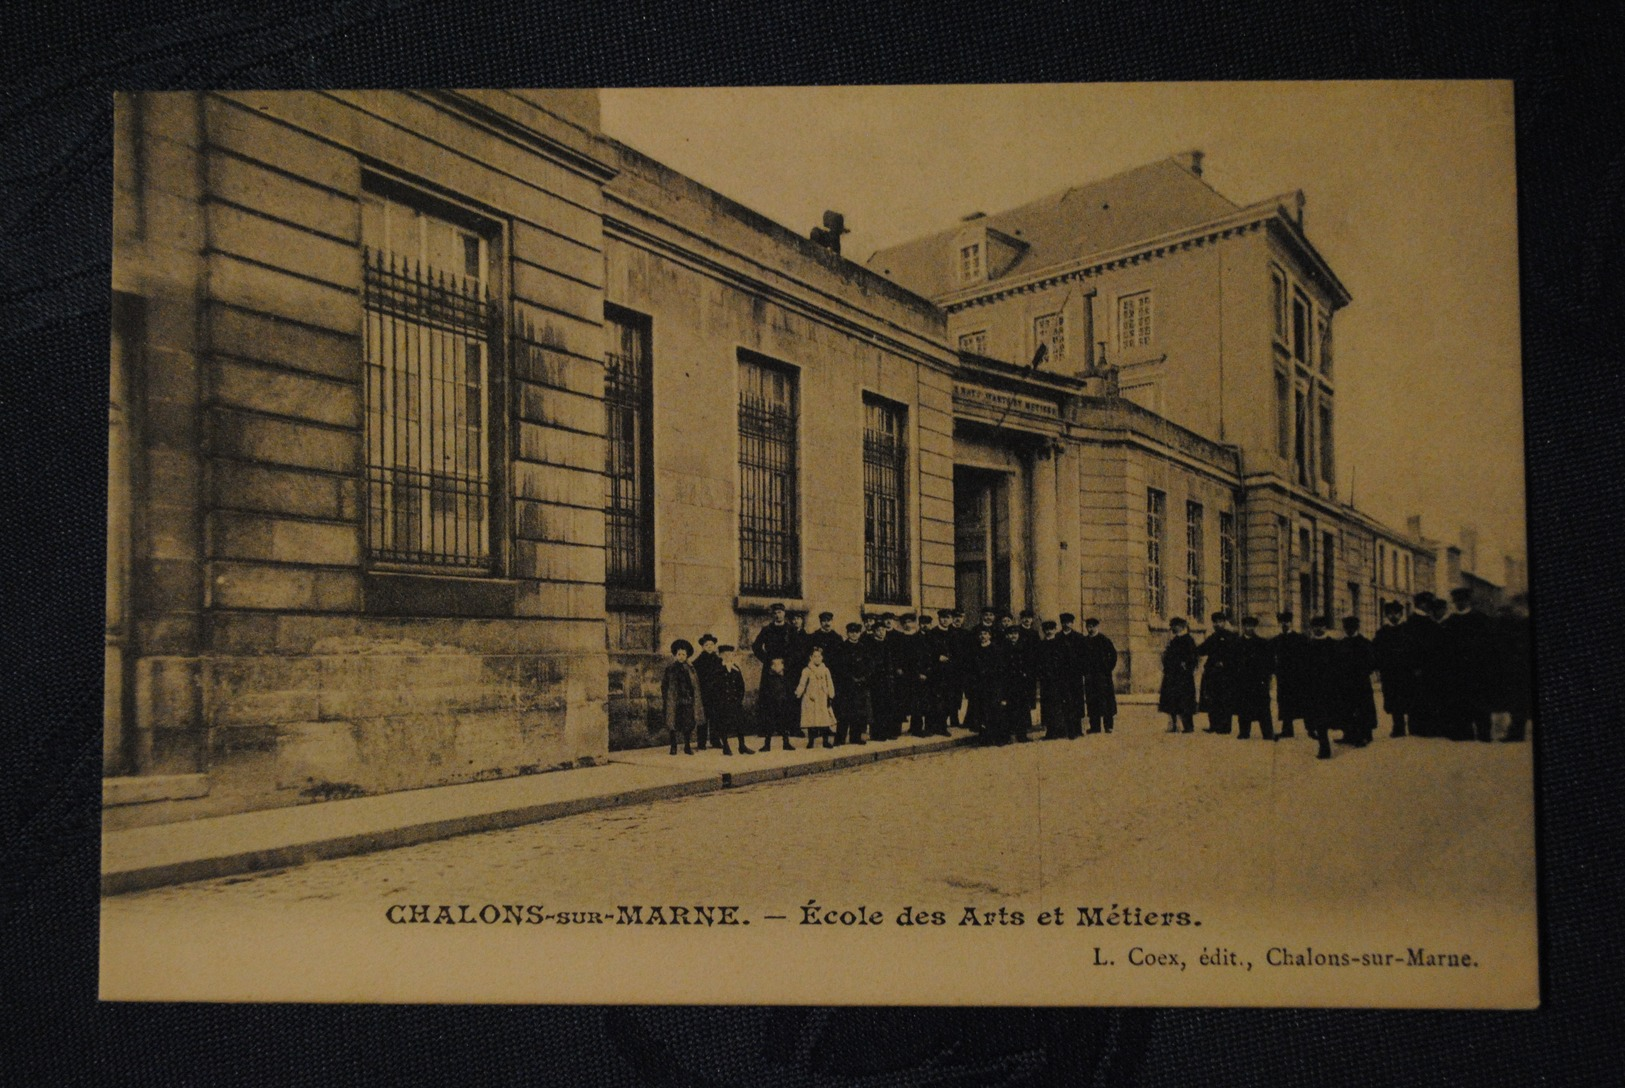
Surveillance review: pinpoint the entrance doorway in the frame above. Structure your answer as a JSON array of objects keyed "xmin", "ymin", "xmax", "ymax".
[{"xmin": 954, "ymin": 467, "xmax": 1012, "ymax": 616}]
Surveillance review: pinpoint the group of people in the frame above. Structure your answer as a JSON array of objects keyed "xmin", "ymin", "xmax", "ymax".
[
  {"xmin": 1157, "ymin": 587, "xmax": 1533, "ymax": 760},
  {"xmin": 658, "ymin": 603, "xmax": 1122, "ymax": 755},
  {"xmin": 659, "ymin": 588, "xmax": 1533, "ymax": 763}
]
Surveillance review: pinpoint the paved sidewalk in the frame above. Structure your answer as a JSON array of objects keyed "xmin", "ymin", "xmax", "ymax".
[{"xmin": 101, "ymin": 732, "xmax": 973, "ymax": 895}]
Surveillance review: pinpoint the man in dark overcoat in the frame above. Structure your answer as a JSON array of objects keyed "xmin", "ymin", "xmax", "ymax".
[
  {"xmin": 865, "ymin": 614, "xmax": 898, "ymax": 740},
  {"xmin": 1269, "ymin": 611, "xmax": 1311, "ymax": 740},
  {"xmin": 965, "ymin": 627, "xmax": 1004, "ymax": 742},
  {"xmin": 1442, "ymin": 587, "xmax": 1497, "ymax": 742},
  {"xmin": 999, "ymin": 625, "xmax": 1035, "ymax": 743},
  {"xmin": 1055, "ymin": 614, "xmax": 1088, "ymax": 739},
  {"xmin": 1081, "ymin": 617, "xmax": 1119, "ymax": 734},
  {"xmin": 807, "ymin": 611, "xmax": 845, "ymax": 669},
  {"xmin": 1234, "ymin": 617, "xmax": 1276, "ymax": 740},
  {"xmin": 751, "ymin": 602, "xmax": 794, "ymax": 692},
  {"xmin": 1035, "ymin": 621, "xmax": 1071, "ymax": 739},
  {"xmin": 1335, "ymin": 615, "xmax": 1378, "ymax": 746},
  {"xmin": 1404, "ymin": 593, "xmax": 1445, "ymax": 737},
  {"xmin": 1303, "ymin": 616, "xmax": 1338, "ymax": 759},
  {"xmin": 828, "ymin": 622, "xmax": 874, "ymax": 746},
  {"xmin": 1372, "ymin": 600, "xmax": 1414, "ymax": 738},
  {"xmin": 1196, "ymin": 611, "xmax": 1240, "ymax": 735}
]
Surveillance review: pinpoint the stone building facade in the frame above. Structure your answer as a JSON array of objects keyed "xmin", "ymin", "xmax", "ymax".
[{"xmin": 107, "ymin": 91, "xmax": 1434, "ymax": 816}]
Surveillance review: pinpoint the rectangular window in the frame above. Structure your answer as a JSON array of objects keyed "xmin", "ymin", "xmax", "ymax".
[
  {"xmin": 1185, "ymin": 500, "xmax": 1205, "ymax": 617},
  {"xmin": 1275, "ymin": 370, "xmax": 1291, "ymax": 459},
  {"xmin": 1277, "ymin": 514, "xmax": 1291, "ymax": 612},
  {"xmin": 1319, "ymin": 401, "xmax": 1335, "ymax": 484},
  {"xmin": 1034, "ymin": 311, "xmax": 1067, "ymax": 361},
  {"xmin": 1292, "ymin": 293, "xmax": 1309, "ymax": 364},
  {"xmin": 958, "ymin": 330, "xmax": 987, "ymax": 354},
  {"xmin": 1219, "ymin": 510, "xmax": 1236, "ymax": 616},
  {"xmin": 1349, "ymin": 581, "xmax": 1361, "ymax": 622},
  {"xmin": 1322, "ymin": 530, "xmax": 1336, "ymax": 622},
  {"xmin": 862, "ymin": 396, "xmax": 909, "ymax": 604},
  {"xmin": 1119, "ymin": 291, "xmax": 1153, "ymax": 352},
  {"xmin": 1271, "ymin": 267, "xmax": 1289, "ymax": 342},
  {"xmin": 1318, "ymin": 312, "xmax": 1333, "ymax": 377},
  {"xmin": 1147, "ymin": 488, "xmax": 1166, "ymax": 618},
  {"xmin": 1294, "ymin": 385, "xmax": 1309, "ymax": 485},
  {"xmin": 738, "ymin": 353, "xmax": 800, "ymax": 596},
  {"xmin": 959, "ymin": 242, "xmax": 983, "ymax": 282},
  {"xmin": 604, "ymin": 307, "xmax": 655, "ymax": 589},
  {"xmin": 361, "ymin": 186, "xmax": 494, "ymax": 571}
]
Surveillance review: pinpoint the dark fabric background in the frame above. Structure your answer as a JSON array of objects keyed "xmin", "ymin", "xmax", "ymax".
[{"xmin": 2, "ymin": 2, "xmax": 1620, "ymax": 1084}]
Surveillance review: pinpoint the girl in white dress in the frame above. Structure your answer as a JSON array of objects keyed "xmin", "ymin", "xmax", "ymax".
[{"xmin": 795, "ymin": 645, "xmax": 838, "ymax": 749}]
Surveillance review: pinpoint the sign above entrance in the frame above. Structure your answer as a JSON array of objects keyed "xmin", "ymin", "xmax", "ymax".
[{"xmin": 953, "ymin": 382, "xmax": 1060, "ymax": 420}]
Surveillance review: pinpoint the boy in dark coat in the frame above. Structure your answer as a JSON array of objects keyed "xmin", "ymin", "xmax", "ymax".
[
  {"xmin": 691, "ymin": 634, "xmax": 733, "ymax": 754},
  {"xmin": 829, "ymin": 623, "xmax": 874, "ymax": 746},
  {"xmin": 1159, "ymin": 618, "xmax": 1198, "ymax": 733},
  {"xmin": 1081, "ymin": 617, "xmax": 1119, "ymax": 734},
  {"xmin": 714, "ymin": 645, "xmax": 754, "ymax": 754},
  {"xmin": 661, "ymin": 639, "xmax": 705, "ymax": 756},
  {"xmin": 966, "ymin": 628, "xmax": 1004, "ymax": 741}
]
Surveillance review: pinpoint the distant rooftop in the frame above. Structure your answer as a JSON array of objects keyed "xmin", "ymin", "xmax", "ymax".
[{"xmin": 866, "ymin": 156, "xmax": 1239, "ymax": 300}]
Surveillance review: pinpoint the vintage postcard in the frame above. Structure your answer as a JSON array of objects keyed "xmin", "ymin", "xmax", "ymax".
[{"xmin": 100, "ymin": 82, "xmax": 1533, "ymax": 1006}]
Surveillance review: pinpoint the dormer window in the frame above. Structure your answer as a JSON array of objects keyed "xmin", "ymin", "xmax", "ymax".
[{"xmin": 959, "ymin": 242, "xmax": 984, "ymax": 283}]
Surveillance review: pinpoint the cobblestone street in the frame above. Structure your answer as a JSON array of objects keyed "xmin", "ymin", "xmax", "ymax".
[{"xmin": 106, "ymin": 705, "xmax": 1533, "ymax": 922}]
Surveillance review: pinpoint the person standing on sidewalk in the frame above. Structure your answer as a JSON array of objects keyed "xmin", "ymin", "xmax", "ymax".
[
  {"xmin": 1335, "ymin": 615, "xmax": 1378, "ymax": 747},
  {"xmin": 715, "ymin": 645, "xmax": 754, "ymax": 754},
  {"xmin": 1304, "ymin": 616, "xmax": 1338, "ymax": 759},
  {"xmin": 829, "ymin": 622, "xmax": 874, "ymax": 746},
  {"xmin": 925, "ymin": 609, "xmax": 957, "ymax": 736},
  {"xmin": 661, "ymin": 639, "xmax": 706, "ymax": 756},
  {"xmin": 1270, "ymin": 611, "xmax": 1311, "ymax": 740},
  {"xmin": 691, "ymin": 634, "xmax": 733, "ymax": 754},
  {"xmin": 1159, "ymin": 618, "xmax": 1198, "ymax": 733},
  {"xmin": 1000, "ymin": 625, "xmax": 1035, "ymax": 744},
  {"xmin": 795, "ymin": 645, "xmax": 838, "ymax": 749},
  {"xmin": 756, "ymin": 657, "xmax": 797, "ymax": 752},
  {"xmin": 966, "ymin": 627, "xmax": 1004, "ymax": 741},
  {"xmin": 1036, "ymin": 621, "xmax": 1070, "ymax": 739},
  {"xmin": 1196, "ymin": 611, "xmax": 1240, "ymax": 735},
  {"xmin": 1442, "ymin": 586, "xmax": 1497, "ymax": 743},
  {"xmin": 1055, "ymin": 614, "xmax": 1088, "ymax": 739},
  {"xmin": 1372, "ymin": 601, "xmax": 1414, "ymax": 738},
  {"xmin": 1081, "ymin": 617, "xmax": 1119, "ymax": 735},
  {"xmin": 1234, "ymin": 616, "xmax": 1276, "ymax": 741}
]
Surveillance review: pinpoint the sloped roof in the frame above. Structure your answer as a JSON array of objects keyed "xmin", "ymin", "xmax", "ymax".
[{"xmin": 866, "ymin": 157, "xmax": 1240, "ymax": 300}]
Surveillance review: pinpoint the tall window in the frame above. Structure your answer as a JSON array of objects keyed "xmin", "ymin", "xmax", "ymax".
[
  {"xmin": 1147, "ymin": 488, "xmax": 1166, "ymax": 617},
  {"xmin": 1291, "ymin": 293, "xmax": 1310, "ymax": 364},
  {"xmin": 1219, "ymin": 510, "xmax": 1236, "ymax": 616},
  {"xmin": 1119, "ymin": 291, "xmax": 1153, "ymax": 351},
  {"xmin": 1318, "ymin": 402, "xmax": 1335, "ymax": 484},
  {"xmin": 1034, "ymin": 311, "xmax": 1066, "ymax": 362},
  {"xmin": 738, "ymin": 353, "xmax": 799, "ymax": 596},
  {"xmin": 958, "ymin": 330, "xmax": 987, "ymax": 354},
  {"xmin": 1321, "ymin": 530, "xmax": 1336, "ymax": 622},
  {"xmin": 863, "ymin": 396, "xmax": 909, "ymax": 604},
  {"xmin": 1185, "ymin": 500, "xmax": 1205, "ymax": 617},
  {"xmin": 1293, "ymin": 385, "xmax": 1310, "ymax": 485},
  {"xmin": 604, "ymin": 307, "xmax": 654, "ymax": 589},
  {"xmin": 959, "ymin": 243, "xmax": 983, "ymax": 282},
  {"xmin": 1318, "ymin": 312, "xmax": 1333, "ymax": 377},
  {"xmin": 1276, "ymin": 514, "xmax": 1291, "ymax": 612},
  {"xmin": 1275, "ymin": 371, "xmax": 1291, "ymax": 459},
  {"xmin": 361, "ymin": 185, "xmax": 494, "ymax": 570},
  {"xmin": 1271, "ymin": 267, "xmax": 1289, "ymax": 342}
]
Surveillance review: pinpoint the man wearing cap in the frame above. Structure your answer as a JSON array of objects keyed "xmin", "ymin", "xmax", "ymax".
[
  {"xmin": 751, "ymin": 603, "xmax": 795, "ymax": 713},
  {"xmin": 808, "ymin": 611, "xmax": 844, "ymax": 669},
  {"xmin": 949, "ymin": 609, "xmax": 977, "ymax": 730},
  {"xmin": 1081, "ymin": 618, "xmax": 1119, "ymax": 735},
  {"xmin": 893, "ymin": 613, "xmax": 931, "ymax": 737},
  {"xmin": 828, "ymin": 622, "xmax": 874, "ymax": 746},
  {"xmin": 1270, "ymin": 611, "xmax": 1311, "ymax": 741},
  {"xmin": 866, "ymin": 613, "xmax": 897, "ymax": 740},
  {"xmin": 1372, "ymin": 600, "xmax": 1414, "ymax": 738},
  {"xmin": 692, "ymin": 634, "xmax": 734, "ymax": 754},
  {"xmin": 1404, "ymin": 593, "xmax": 1444, "ymax": 737},
  {"xmin": 1234, "ymin": 617, "xmax": 1276, "ymax": 740},
  {"xmin": 1055, "ymin": 614, "xmax": 1088, "ymax": 739},
  {"xmin": 1036, "ymin": 621, "xmax": 1070, "ymax": 739},
  {"xmin": 1335, "ymin": 615, "xmax": 1378, "ymax": 746},
  {"xmin": 1196, "ymin": 611, "xmax": 1240, "ymax": 735},
  {"xmin": 1442, "ymin": 586, "xmax": 1497, "ymax": 742},
  {"xmin": 1000, "ymin": 625, "xmax": 1035, "ymax": 743},
  {"xmin": 1303, "ymin": 616, "xmax": 1338, "ymax": 759},
  {"xmin": 923, "ymin": 610, "xmax": 957, "ymax": 736}
]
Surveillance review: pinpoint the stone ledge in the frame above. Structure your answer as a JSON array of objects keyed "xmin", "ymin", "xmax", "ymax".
[{"xmin": 103, "ymin": 774, "xmax": 211, "ymax": 808}]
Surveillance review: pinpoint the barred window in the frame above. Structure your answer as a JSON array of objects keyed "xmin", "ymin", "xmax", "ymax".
[
  {"xmin": 1185, "ymin": 500, "xmax": 1205, "ymax": 617},
  {"xmin": 863, "ymin": 396, "xmax": 909, "ymax": 604},
  {"xmin": 1034, "ymin": 311, "xmax": 1066, "ymax": 361},
  {"xmin": 738, "ymin": 353, "xmax": 799, "ymax": 596},
  {"xmin": 1219, "ymin": 510, "xmax": 1236, "ymax": 616},
  {"xmin": 1119, "ymin": 291, "xmax": 1152, "ymax": 352},
  {"xmin": 1147, "ymin": 488, "xmax": 1166, "ymax": 617},
  {"xmin": 958, "ymin": 330, "xmax": 987, "ymax": 354},
  {"xmin": 361, "ymin": 188, "xmax": 495, "ymax": 571},
  {"xmin": 604, "ymin": 307, "xmax": 654, "ymax": 589}
]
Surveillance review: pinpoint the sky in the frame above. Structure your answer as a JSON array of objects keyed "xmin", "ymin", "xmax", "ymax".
[{"xmin": 600, "ymin": 83, "xmax": 1525, "ymax": 573}]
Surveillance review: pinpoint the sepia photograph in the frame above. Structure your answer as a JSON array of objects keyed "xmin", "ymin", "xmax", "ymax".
[{"xmin": 98, "ymin": 82, "xmax": 1533, "ymax": 1006}]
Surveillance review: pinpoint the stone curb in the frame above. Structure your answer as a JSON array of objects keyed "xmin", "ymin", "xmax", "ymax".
[{"xmin": 102, "ymin": 734, "xmax": 975, "ymax": 896}]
